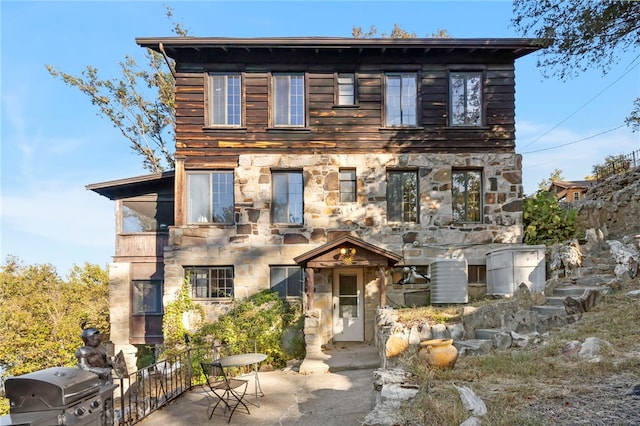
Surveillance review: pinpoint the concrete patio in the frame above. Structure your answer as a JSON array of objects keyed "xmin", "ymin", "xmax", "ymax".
[{"xmin": 137, "ymin": 342, "xmax": 381, "ymax": 425}]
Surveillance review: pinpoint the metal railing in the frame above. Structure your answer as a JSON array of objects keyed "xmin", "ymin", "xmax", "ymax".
[
  {"xmin": 114, "ymin": 346, "xmax": 198, "ymax": 426},
  {"xmin": 595, "ymin": 149, "xmax": 640, "ymax": 181},
  {"xmin": 111, "ymin": 340, "xmax": 263, "ymax": 425}
]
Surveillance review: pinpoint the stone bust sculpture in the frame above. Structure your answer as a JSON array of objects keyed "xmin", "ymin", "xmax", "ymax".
[{"xmin": 75, "ymin": 327, "xmax": 113, "ymax": 383}]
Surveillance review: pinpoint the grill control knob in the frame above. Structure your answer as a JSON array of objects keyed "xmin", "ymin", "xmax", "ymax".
[
  {"xmin": 90, "ymin": 400, "xmax": 101, "ymax": 409},
  {"xmin": 74, "ymin": 407, "xmax": 86, "ymax": 416}
]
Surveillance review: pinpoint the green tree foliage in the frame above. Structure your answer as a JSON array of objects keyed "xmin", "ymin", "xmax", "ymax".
[
  {"xmin": 523, "ymin": 191, "xmax": 580, "ymax": 245},
  {"xmin": 352, "ymin": 24, "xmax": 451, "ymax": 39},
  {"xmin": 512, "ymin": 0, "xmax": 640, "ymax": 131},
  {"xmin": 45, "ymin": 6, "xmax": 187, "ymax": 173},
  {"xmin": 0, "ymin": 258, "xmax": 109, "ymax": 415},
  {"xmin": 538, "ymin": 168, "xmax": 565, "ymax": 192}
]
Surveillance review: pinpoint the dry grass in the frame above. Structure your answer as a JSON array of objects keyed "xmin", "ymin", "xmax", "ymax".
[{"xmin": 398, "ymin": 279, "xmax": 640, "ymax": 425}]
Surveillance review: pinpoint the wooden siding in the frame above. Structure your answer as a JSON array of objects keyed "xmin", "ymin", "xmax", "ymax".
[
  {"xmin": 174, "ymin": 63, "xmax": 517, "ymax": 159},
  {"xmin": 114, "ymin": 233, "xmax": 169, "ymax": 260}
]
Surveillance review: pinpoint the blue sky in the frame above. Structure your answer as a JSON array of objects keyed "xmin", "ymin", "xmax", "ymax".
[{"xmin": 1, "ymin": 1, "xmax": 639, "ymax": 276}]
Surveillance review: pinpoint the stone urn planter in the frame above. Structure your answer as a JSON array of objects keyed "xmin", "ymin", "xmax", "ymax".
[{"xmin": 418, "ymin": 338, "xmax": 458, "ymax": 369}]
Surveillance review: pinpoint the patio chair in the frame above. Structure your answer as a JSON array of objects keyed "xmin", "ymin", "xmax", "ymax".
[{"xmin": 200, "ymin": 361, "xmax": 250, "ymax": 423}]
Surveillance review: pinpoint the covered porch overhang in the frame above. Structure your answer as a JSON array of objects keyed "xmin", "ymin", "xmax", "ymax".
[{"xmin": 293, "ymin": 235, "xmax": 402, "ymax": 310}]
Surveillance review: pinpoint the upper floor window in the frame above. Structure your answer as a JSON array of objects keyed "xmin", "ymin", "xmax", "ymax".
[
  {"xmin": 450, "ymin": 72, "xmax": 482, "ymax": 126},
  {"xmin": 339, "ymin": 168, "xmax": 356, "ymax": 203},
  {"xmin": 121, "ymin": 197, "xmax": 173, "ymax": 233},
  {"xmin": 387, "ymin": 170, "xmax": 418, "ymax": 222},
  {"xmin": 270, "ymin": 266, "xmax": 303, "ymax": 299},
  {"xmin": 209, "ymin": 73, "xmax": 242, "ymax": 126},
  {"xmin": 273, "ymin": 74, "xmax": 305, "ymax": 127},
  {"xmin": 272, "ymin": 171, "xmax": 303, "ymax": 224},
  {"xmin": 385, "ymin": 73, "xmax": 417, "ymax": 127},
  {"xmin": 132, "ymin": 280, "xmax": 163, "ymax": 315},
  {"xmin": 187, "ymin": 171, "xmax": 234, "ymax": 224},
  {"xmin": 336, "ymin": 73, "xmax": 356, "ymax": 106},
  {"xmin": 452, "ymin": 169, "xmax": 482, "ymax": 223},
  {"xmin": 573, "ymin": 191, "xmax": 581, "ymax": 201},
  {"xmin": 186, "ymin": 266, "xmax": 234, "ymax": 300}
]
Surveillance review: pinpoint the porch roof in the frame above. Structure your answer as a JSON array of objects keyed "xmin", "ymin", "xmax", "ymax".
[{"xmin": 294, "ymin": 235, "xmax": 402, "ymax": 268}]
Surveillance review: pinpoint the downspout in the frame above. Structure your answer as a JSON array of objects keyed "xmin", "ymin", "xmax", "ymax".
[{"xmin": 158, "ymin": 42, "xmax": 176, "ymax": 77}]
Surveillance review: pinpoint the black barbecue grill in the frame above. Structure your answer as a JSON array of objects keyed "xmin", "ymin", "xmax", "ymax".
[{"xmin": 0, "ymin": 367, "xmax": 117, "ymax": 426}]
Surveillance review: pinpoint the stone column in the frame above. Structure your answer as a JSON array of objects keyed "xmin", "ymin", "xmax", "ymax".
[
  {"xmin": 305, "ymin": 267, "xmax": 315, "ymax": 311},
  {"xmin": 379, "ymin": 267, "xmax": 386, "ymax": 308}
]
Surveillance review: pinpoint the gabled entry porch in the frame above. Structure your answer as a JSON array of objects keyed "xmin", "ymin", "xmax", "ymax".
[{"xmin": 294, "ymin": 235, "xmax": 401, "ymax": 373}]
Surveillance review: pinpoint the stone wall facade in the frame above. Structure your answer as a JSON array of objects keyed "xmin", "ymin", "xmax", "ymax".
[
  {"xmin": 577, "ymin": 168, "xmax": 640, "ymax": 239},
  {"xmin": 164, "ymin": 151, "xmax": 524, "ymax": 336}
]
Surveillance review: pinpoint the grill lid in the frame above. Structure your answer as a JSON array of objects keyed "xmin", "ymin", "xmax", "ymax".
[{"xmin": 5, "ymin": 367, "xmax": 102, "ymax": 412}]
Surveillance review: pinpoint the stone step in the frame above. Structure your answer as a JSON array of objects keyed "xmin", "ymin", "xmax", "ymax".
[
  {"xmin": 574, "ymin": 274, "xmax": 617, "ymax": 287},
  {"xmin": 552, "ymin": 286, "xmax": 589, "ymax": 296},
  {"xmin": 545, "ymin": 296, "xmax": 567, "ymax": 306},
  {"xmin": 474, "ymin": 328, "xmax": 503, "ymax": 340},
  {"xmin": 453, "ymin": 339, "xmax": 493, "ymax": 357},
  {"xmin": 531, "ymin": 305, "xmax": 566, "ymax": 317}
]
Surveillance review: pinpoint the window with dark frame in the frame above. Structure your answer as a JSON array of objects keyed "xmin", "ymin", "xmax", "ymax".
[
  {"xmin": 337, "ymin": 73, "xmax": 355, "ymax": 106},
  {"xmin": 187, "ymin": 171, "xmax": 234, "ymax": 224},
  {"xmin": 209, "ymin": 73, "xmax": 242, "ymax": 126},
  {"xmin": 339, "ymin": 168, "xmax": 356, "ymax": 202},
  {"xmin": 467, "ymin": 265, "xmax": 486, "ymax": 284},
  {"xmin": 132, "ymin": 280, "xmax": 163, "ymax": 315},
  {"xmin": 385, "ymin": 73, "xmax": 417, "ymax": 126},
  {"xmin": 450, "ymin": 72, "xmax": 482, "ymax": 126},
  {"xmin": 270, "ymin": 266, "xmax": 303, "ymax": 298},
  {"xmin": 121, "ymin": 198, "xmax": 174, "ymax": 233},
  {"xmin": 452, "ymin": 169, "xmax": 482, "ymax": 223},
  {"xmin": 273, "ymin": 73, "xmax": 305, "ymax": 126},
  {"xmin": 185, "ymin": 266, "xmax": 234, "ymax": 300},
  {"xmin": 387, "ymin": 170, "xmax": 418, "ymax": 223},
  {"xmin": 272, "ymin": 171, "xmax": 303, "ymax": 224}
]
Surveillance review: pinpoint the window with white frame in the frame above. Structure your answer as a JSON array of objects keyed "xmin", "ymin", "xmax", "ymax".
[
  {"xmin": 209, "ymin": 73, "xmax": 242, "ymax": 126},
  {"xmin": 450, "ymin": 72, "xmax": 482, "ymax": 126},
  {"xmin": 187, "ymin": 171, "xmax": 234, "ymax": 224},
  {"xmin": 337, "ymin": 73, "xmax": 355, "ymax": 106},
  {"xmin": 132, "ymin": 280, "xmax": 163, "ymax": 315},
  {"xmin": 573, "ymin": 191, "xmax": 581, "ymax": 201},
  {"xmin": 387, "ymin": 170, "xmax": 418, "ymax": 222},
  {"xmin": 385, "ymin": 73, "xmax": 417, "ymax": 126},
  {"xmin": 272, "ymin": 171, "xmax": 303, "ymax": 224},
  {"xmin": 270, "ymin": 266, "xmax": 303, "ymax": 298},
  {"xmin": 452, "ymin": 169, "xmax": 482, "ymax": 223},
  {"xmin": 273, "ymin": 74, "xmax": 305, "ymax": 126},
  {"xmin": 339, "ymin": 168, "xmax": 356, "ymax": 202},
  {"xmin": 186, "ymin": 266, "xmax": 234, "ymax": 299}
]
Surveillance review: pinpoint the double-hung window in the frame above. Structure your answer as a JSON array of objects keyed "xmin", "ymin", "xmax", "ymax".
[
  {"xmin": 270, "ymin": 266, "xmax": 303, "ymax": 298},
  {"xmin": 209, "ymin": 73, "xmax": 242, "ymax": 126},
  {"xmin": 336, "ymin": 73, "xmax": 355, "ymax": 106},
  {"xmin": 452, "ymin": 170, "xmax": 482, "ymax": 223},
  {"xmin": 339, "ymin": 168, "xmax": 356, "ymax": 203},
  {"xmin": 387, "ymin": 170, "xmax": 418, "ymax": 222},
  {"xmin": 385, "ymin": 73, "xmax": 417, "ymax": 126},
  {"xmin": 187, "ymin": 171, "xmax": 234, "ymax": 224},
  {"xmin": 273, "ymin": 74, "xmax": 305, "ymax": 126},
  {"xmin": 272, "ymin": 171, "xmax": 303, "ymax": 224},
  {"xmin": 450, "ymin": 72, "xmax": 482, "ymax": 126},
  {"xmin": 186, "ymin": 266, "xmax": 234, "ymax": 300}
]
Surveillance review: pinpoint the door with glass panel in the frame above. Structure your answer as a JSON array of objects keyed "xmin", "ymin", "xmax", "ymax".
[{"xmin": 332, "ymin": 268, "xmax": 364, "ymax": 341}]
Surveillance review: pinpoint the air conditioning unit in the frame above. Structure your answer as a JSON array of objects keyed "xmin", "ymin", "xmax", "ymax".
[{"xmin": 430, "ymin": 259, "xmax": 468, "ymax": 304}]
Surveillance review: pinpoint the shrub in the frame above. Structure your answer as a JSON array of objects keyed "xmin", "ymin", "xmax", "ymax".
[{"xmin": 523, "ymin": 190, "xmax": 580, "ymax": 245}]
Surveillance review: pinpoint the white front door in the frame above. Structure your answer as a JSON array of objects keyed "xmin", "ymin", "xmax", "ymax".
[{"xmin": 332, "ymin": 268, "xmax": 364, "ymax": 341}]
